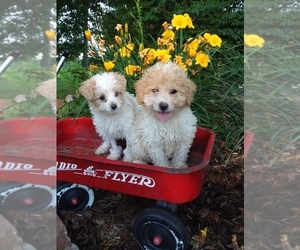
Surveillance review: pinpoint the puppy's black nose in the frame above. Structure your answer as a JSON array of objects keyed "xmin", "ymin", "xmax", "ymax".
[
  {"xmin": 159, "ymin": 102, "xmax": 168, "ymax": 112},
  {"xmin": 111, "ymin": 104, "xmax": 117, "ymax": 110}
]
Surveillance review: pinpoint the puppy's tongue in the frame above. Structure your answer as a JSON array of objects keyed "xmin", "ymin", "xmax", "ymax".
[{"xmin": 157, "ymin": 112, "xmax": 170, "ymax": 122}]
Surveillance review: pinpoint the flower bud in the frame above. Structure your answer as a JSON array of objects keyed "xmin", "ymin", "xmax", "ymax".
[
  {"xmin": 85, "ymin": 30, "xmax": 92, "ymax": 41},
  {"xmin": 139, "ymin": 43, "xmax": 144, "ymax": 52},
  {"xmin": 45, "ymin": 30, "xmax": 56, "ymax": 41},
  {"xmin": 124, "ymin": 23, "xmax": 129, "ymax": 34}
]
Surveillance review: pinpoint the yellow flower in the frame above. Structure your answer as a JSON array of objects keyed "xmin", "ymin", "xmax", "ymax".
[
  {"xmin": 139, "ymin": 48, "xmax": 157, "ymax": 65},
  {"xmin": 184, "ymin": 13, "xmax": 194, "ymax": 29},
  {"xmin": 174, "ymin": 57, "xmax": 187, "ymax": 71},
  {"xmin": 125, "ymin": 65, "xmax": 135, "ymax": 75},
  {"xmin": 120, "ymin": 43, "xmax": 134, "ymax": 57},
  {"xmin": 185, "ymin": 58, "xmax": 193, "ymax": 67},
  {"xmin": 184, "ymin": 38, "xmax": 199, "ymax": 57},
  {"xmin": 84, "ymin": 30, "xmax": 92, "ymax": 41},
  {"xmin": 115, "ymin": 35, "xmax": 122, "ymax": 45},
  {"xmin": 174, "ymin": 55, "xmax": 183, "ymax": 64},
  {"xmin": 195, "ymin": 52, "xmax": 210, "ymax": 68},
  {"xmin": 161, "ymin": 30, "xmax": 175, "ymax": 41},
  {"xmin": 155, "ymin": 49, "xmax": 171, "ymax": 63},
  {"xmin": 115, "ymin": 24, "xmax": 122, "ymax": 32},
  {"xmin": 162, "ymin": 21, "xmax": 170, "ymax": 30},
  {"xmin": 124, "ymin": 65, "xmax": 142, "ymax": 76},
  {"xmin": 187, "ymin": 38, "xmax": 199, "ymax": 50},
  {"xmin": 203, "ymin": 33, "xmax": 212, "ymax": 42},
  {"xmin": 157, "ymin": 37, "xmax": 169, "ymax": 46},
  {"xmin": 177, "ymin": 61, "xmax": 187, "ymax": 71},
  {"xmin": 198, "ymin": 35, "xmax": 205, "ymax": 43},
  {"xmin": 244, "ymin": 34, "xmax": 265, "ymax": 47},
  {"xmin": 188, "ymin": 48, "xmax": 197, "ymax": 57},
  {"xmin": 45, "ymin": 30, "xmax": 56, "ymax": 41},
  {"xmin": 204, "ymin": 33, "xmax": 222, "ymax": 47},
  {"xmin": 200, "ymin": 227, "xmax": 208, "ymax": 238},
  {"xmin": 166, "ymin": 42, "xmax": 175, "ymax": 51},
  {"xmin": 104, "ymin": 61, "xmax": 115, "ymax": 71},
  {"xmin": 171, "ymin": 14, "xmax": 188, "ymax": 30},
  {"xmin": 209, "ymin": 34, "xmax": 222, "ymax": 47},
  {"xmin": 89, "ymin": 64, "xmax": 99, "ymax": 70},
  {"xmin": 99, "ymin": 39, "xmax": 105, "ymax": 46}
]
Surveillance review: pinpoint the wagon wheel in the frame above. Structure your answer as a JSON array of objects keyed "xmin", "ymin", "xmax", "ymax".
[
  {"xmin": 134, "ymin": 207, "xmax": 189, "ymax": 250},
  {"xmin": 0, "ymin": 182, "xmax": 55, "ymax": 211},
  {"xmin": 57, "ymin": 182, "xmax": 94, "ymax": 211}
]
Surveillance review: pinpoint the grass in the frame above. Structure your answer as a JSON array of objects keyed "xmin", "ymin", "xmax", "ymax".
[
  {"xmin": 191, "ymin": 43, "xmax": 244, "ymax": 162},
  {"xmin": 245, "ymin": 42, "xmax": 300, "ymax": 165}
]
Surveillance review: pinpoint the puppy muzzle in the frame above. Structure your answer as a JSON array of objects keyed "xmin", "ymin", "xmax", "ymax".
[{"xmin": 159, "ymin": 102, "xmax": 169, "ymax": 112}]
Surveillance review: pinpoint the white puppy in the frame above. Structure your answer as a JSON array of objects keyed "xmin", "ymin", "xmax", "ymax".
[
  {"xmin": 125, "ymin": 62, "xmax": 197, "ymax": 168},
  {"xmin": 79, "ymin": 72, "xmax": 139, "ymax": 160}
]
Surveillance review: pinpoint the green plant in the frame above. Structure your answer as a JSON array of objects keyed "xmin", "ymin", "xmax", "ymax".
[
  {"xmin": 0, "ymin": 60, "xmax": 54, "ymax": 98},
  {"xmin": 0, "ymin": 60, "xmax": 55, "ymax": 118},
  {"xmin": 57, "ymin": 60, "xmax": 90, "ymax": 99},
  {"xmin": 245, "ymin": 35, "xmax": 300, "ymax": 165}
]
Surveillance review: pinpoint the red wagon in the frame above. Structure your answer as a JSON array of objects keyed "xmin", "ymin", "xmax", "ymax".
[
  {"xmin": 0, "ymin": 117, "xmax": 56, "ymax": 210},
  {"xmin": 57, "ymin": 117, "xmax": 215, "ymax": 250}
]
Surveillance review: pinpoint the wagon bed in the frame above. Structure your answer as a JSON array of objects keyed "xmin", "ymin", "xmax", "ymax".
[{"xmin": 57, "ymin": 117, "xmax": 215, "ymax": 204}]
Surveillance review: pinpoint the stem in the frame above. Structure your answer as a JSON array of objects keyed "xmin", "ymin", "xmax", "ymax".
[
  {"xmin": 179, "ymin": 28, "xmax": 183, "ymax": 52},
  {"xmin": 135, "ymin": 0, "xmax": 144, "ymax": 45}
]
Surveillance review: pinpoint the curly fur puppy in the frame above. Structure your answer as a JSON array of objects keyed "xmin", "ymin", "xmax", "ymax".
[
  {"xmin": 79, "ymin": 72, "xmax": 139, "ymax": 160},
  {"xmin": 125, "ymin": 62, "xmax": 197, "ymax": 168}
]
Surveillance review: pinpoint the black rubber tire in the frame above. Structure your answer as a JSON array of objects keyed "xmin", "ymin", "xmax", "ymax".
[
  {"xmin": 57, "ymin": 182, "xmax": 94, "ymax": 211},
  {"xmin": 134, "ymin": 207, "xmax": 189, "ymax": 250},
  {"xmin": 0, "ymin": 182, "xmax": 54, "ymax": 211}
]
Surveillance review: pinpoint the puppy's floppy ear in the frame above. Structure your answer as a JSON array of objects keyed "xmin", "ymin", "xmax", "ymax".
[
  {"xmin": 79, "ymin": 78, "xmax": 96, "ymax": 100},
  {"xmin": 112, "ymin": 72, "xmax": 127, "ymax": 92},
  {"xmin": 134, "ymin": 78, "xmax": 145, "ymax": 105},
  {"xmin": 185, "ymin": 78, "xmax": 197, "ymax": 106}
]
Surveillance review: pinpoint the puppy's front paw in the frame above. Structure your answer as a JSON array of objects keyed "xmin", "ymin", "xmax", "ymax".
[
  {"xmin": 95, "ymin": 144, "xmax": 110, "ymax": 155},
  {"xmin": 133, "ymin": 159, "xmax": 147, "ymax": 164},
  {"xmin": 172, "ymin": 162, "xmax": 188, "ymax": 169},
  {"xmin": 107, "ymin": 146, "xmax": 122, "ymax": 160},
  {"xmin": 123, "ymin": 156, "xmax": 132, "ymax": 162}
]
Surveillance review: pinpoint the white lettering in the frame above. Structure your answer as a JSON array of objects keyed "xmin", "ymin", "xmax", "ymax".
[
  {"xmin": 128, "ymin": 175, "xmax": 139, "ymax": 185},
  {"xmin": 103, "ymin": 170, "xmax": 114, "ymax": 179},
  {"xmin": 120, "ymin": 172, "xmax": 131, "ymax": 182},
  {"xmin": 138, "ymin": 176, "xmax": 155, "ymax": 188},
  {"xmin": 56, "ymin": 161, "xmax": 77, "ymax": 170},
  {"xmin": 99, "ymin": 170, "xmax": 155, "ymax": 188},
  {"xmin": 111, "ymin": 172, "xmax": 121, "ymax": 181},
  {"xmin": 0, "ymin": 161, "xmax": 33, "ymax": 170}
]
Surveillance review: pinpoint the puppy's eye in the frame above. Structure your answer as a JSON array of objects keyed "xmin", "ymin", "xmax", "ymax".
[
  {"xmin": 114, "ymin": 92, "xmax": 119, "ymax": 97},
  {"xmin": 152, "ymin": 88, "xmax": 158, "ymax": 93},
  {"xmin": 170, "ymin": 89, "xmax": 177, "ymax": 95},
  {"xmin": 99, "ymin": 95, "xmax": 105, "ymax": 101}
]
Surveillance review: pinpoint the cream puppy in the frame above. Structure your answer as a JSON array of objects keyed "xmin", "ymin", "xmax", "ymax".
[
  {"xmin": 79, "ymin": 72, "xmax": 139, "ymax": 160},
  {"xmin": 125, "ymin": 62, "xmax": 197, "ymax": 168}
]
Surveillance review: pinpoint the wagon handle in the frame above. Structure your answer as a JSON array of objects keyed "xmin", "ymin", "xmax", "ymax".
[
  {"xmin": 0, "ymin": 50, "xmax": 21, "ymax": 76},
  {"xmin": 56, "ymin": 50, "xmax": 70, "ymax": 75}
]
